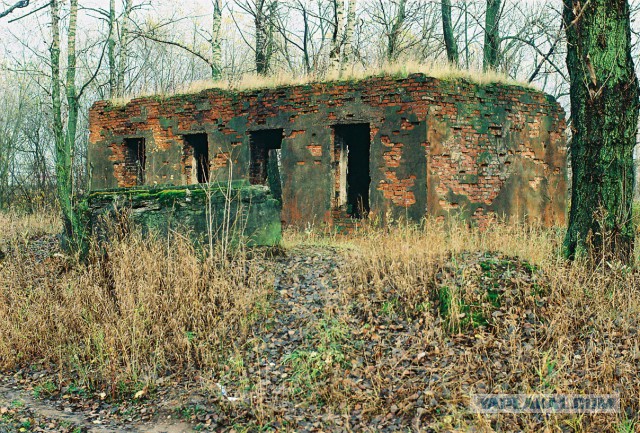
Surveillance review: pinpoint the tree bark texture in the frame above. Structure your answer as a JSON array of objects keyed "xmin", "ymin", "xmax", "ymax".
[
  {"xmin": 255, "ymin": 0, "xmax": 276, "ymax": 75},
  {"xmin": 441, "ymin": 0, "xmax": 458, "ymax": 65},
  {"xmin": 108, "ymin": 0, "xmax": 117, "ymax": 97},
  {"xmin": 387, "ymin": 0, "xmax": 406, "ymax": 63},
  {"xmin": 116, "ymin": 0, "xmax": 133, "ymax": 97},
  {"xmin": 483, "ymin": 0, "xmax": 501, "ymax": 71},
  {"xmin": 563, "ymin": 0, "xmax": 640, "ymax": 263},
  {"xmin": 329, "ymin": 0, "xmax": 344, "ymax": 73},
  {"xmin": 211, "ymin": 0, "xmax": 222, "ymax": 79},
  {"xmin": 341, "ymin": 0, "xmax": 356, "ymax": 74}
]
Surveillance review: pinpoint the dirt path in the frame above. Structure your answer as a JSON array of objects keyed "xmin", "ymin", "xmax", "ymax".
[
  {"xmin": 0, "ymin": 382, "xmax": 194, "ymax": 433},
  {"xmin": 0, "ymin": 246, "xmax": 344, "ymax": 433}
]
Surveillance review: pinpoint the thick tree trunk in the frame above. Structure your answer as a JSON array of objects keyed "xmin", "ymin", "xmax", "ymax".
[
  {"xmin": 483, "ymin": 0, "xmax": 501, "ymax": 71},
  {"xmin": 563, "ymin": 0, "xmax": 640, "ymax": 264},
  {"xmin": 441, "ymin": 0, "xmax": 458, "ymax": 66},
  {"xmin": 51, "ymin": 0, "xmax": 67, "ymax": 234},
  {"xmin": 387, "ymin": 0, "xmax": 406, "ymax": 63},
  {"xmin": 301, "ymin": 6, "xmax": 311, "ymax": 74},
  {"xmin": 255, "ymin": 0, "xmax": 275, "ymax": 75}
]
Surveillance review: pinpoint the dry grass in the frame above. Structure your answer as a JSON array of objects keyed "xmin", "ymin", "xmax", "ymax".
[
  {"xmin": 1, "ymin": 213, "xmax": 638, "ymax": 431},
  {"xmin": 0, "ymin": 210, "xmax": 60, "ymax": 241},
  {"xmin": 109, "ymin": 60, "xmax": 531, "ymax": 107},
  {"xmin": 283, "ymin": 221, "xmax": 639, "ymax": 431},
  {"xmin": 0, "ymin": 220, "xmax": 272, "ymax": 397}
]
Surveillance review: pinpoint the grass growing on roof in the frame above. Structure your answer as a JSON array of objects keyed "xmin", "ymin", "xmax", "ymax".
[{"xmin": 107, "ymin": 59, "xmax": 533, "ymax": 107}]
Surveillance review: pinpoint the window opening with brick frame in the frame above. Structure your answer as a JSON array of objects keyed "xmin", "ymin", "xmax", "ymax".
[
  {"xmin": 123, "ymin": 137, "xmax": 146, "ymax": 186},
  {"xmin": 183, "ymin": 133, "xmax": 210, "ymax": 183}
]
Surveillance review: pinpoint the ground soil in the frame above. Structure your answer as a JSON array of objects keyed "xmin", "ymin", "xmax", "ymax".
[{"xmin": 0, "ymin": 238, "xmax": 633, "ymax": 432}]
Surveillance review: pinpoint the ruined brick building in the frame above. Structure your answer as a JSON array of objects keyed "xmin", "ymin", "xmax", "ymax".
[{"xmin": 88, "ymin": 73, "xmax": 567, "ymax": 228}]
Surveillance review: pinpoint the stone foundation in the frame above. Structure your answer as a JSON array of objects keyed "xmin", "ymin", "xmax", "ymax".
[{"xmin": 83, "ymin": 182, "xmax": 282, "ymax": 247}]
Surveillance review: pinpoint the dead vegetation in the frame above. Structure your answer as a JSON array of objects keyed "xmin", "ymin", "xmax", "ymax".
[
  {"xmin": 0, "ymin": 213, "xmax": 272, "ymax": 400},
  {"xmin": 109, "ymin": 60, "xmax": 532, "ymax": 107},
  {"xmin": 0, "ymin": 212, "xmax": 639, "ymax": 432}
]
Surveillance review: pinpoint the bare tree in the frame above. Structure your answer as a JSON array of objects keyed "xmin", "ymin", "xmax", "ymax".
[
  {"xmin": 341, "ymin": 0, "xmax": 356, "ymax": 71},
  {"xmin": 386, "ymin": 0, "xmax": 406, "ymax": 62},
  {"xmin": 441, "ymin": 0, "xmax": 458, "ymax": 65},
  {"xmin": 116, "ymin": 0, "xmax": 134, "ymax": 96},
  {"xmin": 108, "ymin": 0, "xmax": 117, "ymax": 97},
  {"xmin": 212, "ymin": 0, "xmax": 223, "ymax": 79},
  {"xmin": 0, "ymin": 0, "xmax": 30, "ymax": 19},
  {"xmin": 483, "ymin": 0, "xmax": 501, "ymax": 70},
  {"xmin": 328, "ymin": 0, "xmax": 345, "ymax": 72},
  {"xmin": 49, "ymin": 0, "xmax": 107, "ymax": 246},
  {"xmin": 235, "ymin": 0, "xmax": 278, "ymax": 75},
  {"xmin": 133, "ymin": 1, "xmax": 226, "ymax": 81},
  {"xmin": 368, "ymin": 0, "xmax": 423, "ymax": 64}
]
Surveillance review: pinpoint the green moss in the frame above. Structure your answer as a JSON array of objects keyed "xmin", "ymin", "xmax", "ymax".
[
  {"xmin": 477, "ymin": 151, "xmax": 492, "ymax": 166},
  {"xmin": 83, "ymin": 182, "xmax": 281, "ymax": 247}
]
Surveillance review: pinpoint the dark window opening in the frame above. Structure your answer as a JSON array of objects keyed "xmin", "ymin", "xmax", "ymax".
[
  {"xmin": 249, "ymin": 129, "xmax": 284, "ymax": 206},
  {"xmin": 183, "ymin": 133, "xmax": 209, "ymax": 183},
  {"xmin": 249, "ymin": 128, "xmax": 283, "ymax": 185},
  {"xmin": 334, "ymin": 124, "xmax": 371, "ymax": 219},
  {"xmin": 124, "ymin": 137, "xmax": 145, "ymax": 185}
]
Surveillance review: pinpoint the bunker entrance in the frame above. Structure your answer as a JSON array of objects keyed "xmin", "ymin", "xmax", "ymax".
[
  {"xmin": 249, "ymin": 129, "xmax": 283, "ymax": 204},
  {"xmin": 334, "ymin": 124, "xmax": 371, "ymax": 219},
  {"xmin": 123, "ymin": 137, "xmax": 146, "ymax": 186},
  {"xmin": 183, "ymin": 133, "xmax": 209, "ymax": 183}
]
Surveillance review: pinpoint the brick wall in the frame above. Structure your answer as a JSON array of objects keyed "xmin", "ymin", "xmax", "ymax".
[{"xmin": 88, "ymin": 73, "xmax": 567, "ymax": 228}]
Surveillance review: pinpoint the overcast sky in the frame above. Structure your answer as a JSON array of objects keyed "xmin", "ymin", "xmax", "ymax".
[{"xmin": 0, "ymin": 0, "xmax": 214, "ymax": 56}]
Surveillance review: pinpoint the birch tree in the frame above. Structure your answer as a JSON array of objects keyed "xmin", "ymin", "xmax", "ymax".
[
  {"xmin": 51, "ymin": 0, "xmax": 80, "ymax": 244},
  {"xmin": 117, "ymin": 0, "xmax": 133, "ymax": 96},
  {"xmin": 108, "ymin": 0, "xmax": 117, "ymax": 97},
  {"xmin": 341, "ymin": 0, "xmax": 356, "ymax": 71},
  {"xmin": 50, "ymin": 0, "xmax": 106, "ymax": 246},
  {"xmin": 211, "ymin": 0, "xmax": 223, "ymax": 79},
  {"xmin": 328, "ymin": 0, "xmax": 345, "ymax": 72},
  {"xmin": 235, "ymin": 0, "xmax": 278, "ymax": 75}
]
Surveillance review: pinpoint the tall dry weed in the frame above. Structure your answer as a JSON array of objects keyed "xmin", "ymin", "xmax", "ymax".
[
  {"xmin": 331, "ymin": 219, "xmax": 640, "ymax": 431},
  {"xmin": 0, "ymin": 227, "xmax": 272, "ymax": 396}
]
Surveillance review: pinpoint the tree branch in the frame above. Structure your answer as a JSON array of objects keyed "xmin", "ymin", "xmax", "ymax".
[
  {"xmin": 132, "ymin": 29, "xmax": 215, "ymax": 69},
  {"xmin": 8, "ymin": 0, "xmax": 50, "ymax": 23},
  {"xmin": 0, "ymin": 0, "xmax": 29, "ymax": 19}
]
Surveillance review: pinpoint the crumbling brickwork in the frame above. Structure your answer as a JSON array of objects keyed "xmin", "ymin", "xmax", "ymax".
[{"xmin": 88, "ymin": 73, "xmax": 567, "ymax": 228}]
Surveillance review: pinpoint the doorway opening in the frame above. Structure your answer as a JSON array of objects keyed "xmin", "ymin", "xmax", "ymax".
[
  {"xmin": 123, "ymin": 137, "xmax": 146, "ymax": 185},
  {"xmin": 183, "ymin": 133, "xmax": 209, "ymax": 183},
  {"xmin": 249, "ymin": 129, "xmax": 284, "ymax": 204},
  {"xmin": 249, "ymin": 129, "xmax": 283, "ymax": 185},
  {"xmin": 334, "ymin": 124, "xmax": 371, "ymax": 219}
]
